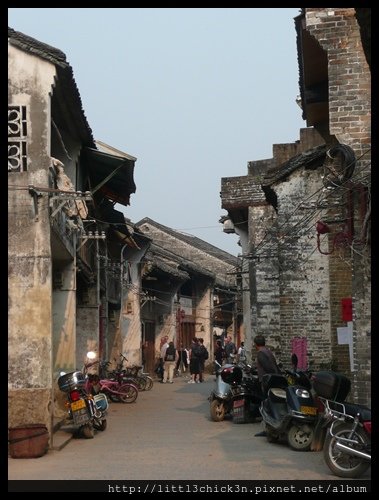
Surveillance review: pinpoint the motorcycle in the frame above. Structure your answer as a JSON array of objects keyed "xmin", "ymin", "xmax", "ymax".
[
  {"xmin": 208, "ymin": 361, "xmax": 234, "ymax": 421},
  {"xmin": 57, "ymin": 353, "xmax": 108, "ymax": 438},
  {"xmin": 223, "ymin": 363, "xmax": 264, "ymax": 424},
  {"xmin": 208, "ymin": 361, "xmax": 263, "ymax": 423},
  {"xmin": 259, "ymin": 368, "xmax": 318, "ymax": 451},
  {"xmin": 312, "ymin": 370, "xmax": 371, "ymax": 478}
]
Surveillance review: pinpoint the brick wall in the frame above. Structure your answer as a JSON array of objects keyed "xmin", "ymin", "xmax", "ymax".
[{"xmin": 305, "ymin": 6, "xmax": 371, "ymax": 407}]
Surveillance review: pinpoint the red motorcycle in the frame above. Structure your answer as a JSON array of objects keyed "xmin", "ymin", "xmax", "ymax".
[
  {"xmin": 313, "ymin": 371, "xmax": 371, "ymax": 478},
  {"xmin": 58, "ymin": 369, "xmax": 108, "ymax": 438}
]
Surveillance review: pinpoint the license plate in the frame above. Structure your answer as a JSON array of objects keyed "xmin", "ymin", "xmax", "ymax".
[
  {"xmin": 71, "ymin": 399, "xmax": 86, "ymax": 412},
  {"xmin": 233, "ymin": 399, "xmax": 245, "ymax": 408},
  {"xmin": 300, "ymin": 405, "xmax": 317, "ymax": 415}
]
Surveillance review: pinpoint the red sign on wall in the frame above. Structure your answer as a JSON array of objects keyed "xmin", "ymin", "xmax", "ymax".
[{"xmin": 341, "ymin": 297, "xmax": 352, "ymax": 322}]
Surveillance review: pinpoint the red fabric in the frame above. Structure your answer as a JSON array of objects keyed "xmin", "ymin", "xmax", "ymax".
[
  {"xmin": 291, "ymin": 337, "xmax": 307, "ymax": 370},
  {"xmin": 341, "ymin": 298, "xmax": 352, "ymax": 322}
]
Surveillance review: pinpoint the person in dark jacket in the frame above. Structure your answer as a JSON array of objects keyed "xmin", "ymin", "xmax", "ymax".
[
  {"xmin": 188, "ymin": 338, "xmax": 201, "ymax": 383},
  {"xmin": 224, "ymin": 335, "xmax": 237, "ymax": 363},
  {"xmin": 253, "ymin": 334, "xmax": 281, "ymax": 436},
  {"xmin": 254, "ymin": 335, "xmax": 281, "ymax": 382},
  {"xmin": 214, "ymin": 339, "xmax": 224, "ymax": 366},
  {"xmin": 197, "ymin": 337, "xmax": 208, "ymax": 382}
]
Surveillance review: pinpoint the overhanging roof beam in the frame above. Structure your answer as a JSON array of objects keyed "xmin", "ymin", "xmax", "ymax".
[{"xmin": 91, "ymin": 160, "xmax": 129, "ymax": 195}]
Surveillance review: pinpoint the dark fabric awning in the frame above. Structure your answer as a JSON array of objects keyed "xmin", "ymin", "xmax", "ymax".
[{"xmin": 83, "ymin": 147, "xmax": 136, "ymax": 206}]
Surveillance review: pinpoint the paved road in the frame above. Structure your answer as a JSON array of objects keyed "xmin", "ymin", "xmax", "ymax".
[{"xmin": 8, "ymin": 374, "xmax": 370, "ymax": 487}]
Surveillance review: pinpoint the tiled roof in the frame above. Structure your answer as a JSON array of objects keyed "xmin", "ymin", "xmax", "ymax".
[
  {"xmin": 262, "ymin": 144, "xmax": 327, "ymax": 186},
  {"xmin": 136, "ymin": 218, "xmax": 240, "ymax": 267},
  {"xmin": 8, "ymin": 27, "xmax": 95, "ymax": 147}
]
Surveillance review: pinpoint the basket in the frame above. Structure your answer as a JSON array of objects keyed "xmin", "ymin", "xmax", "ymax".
[{"xmin": 9, "ymin": 424, "xmax": 49, "ymax": 458}]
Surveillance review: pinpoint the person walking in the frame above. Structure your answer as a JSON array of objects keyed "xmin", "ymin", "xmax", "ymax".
[
  {"xmin": 175, "ymin": 343, "xmax": 189, "ymax": 374},
  {"xmin": 236, "ymin": 341, "xmax": 247, "ymax": 364},
  {"xmin": 197, "ymin": 337, "xmax": 209, "ymax": 382},
  {"xmin": 162, "ymin": 341, "xmax": 178, "ymax": 384},
  {"xmin": 188, "ymin": 338, "xmax": 201, "ymax": 383},
  {"xmin": 214, "ymin": 339, "xmax": 225, "ymax": 367},
  {"xmin": 157, "ymin": 335, "xmax": 169, "ymax": 382},
  {"xmin": 224, "ymin": 335, "xmax": 237, "ymax": 364}
]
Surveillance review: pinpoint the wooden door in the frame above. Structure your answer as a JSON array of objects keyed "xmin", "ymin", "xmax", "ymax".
[{"xmin": 143, "ymin": 321, "xmax": 156, "ymax": 375}]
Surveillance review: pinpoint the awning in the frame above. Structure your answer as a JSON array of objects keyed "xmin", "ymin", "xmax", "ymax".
[{"xmin": 83, "ymin": 147, "xmax": 136, "ymax": 206}]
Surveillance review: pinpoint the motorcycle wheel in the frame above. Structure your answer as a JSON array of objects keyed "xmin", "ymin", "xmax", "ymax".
[
  {"xmin": 81, "ymin": 423, "xmax": 95, "ymax": 439},
  {"xmin": 210, "ymin": 399, "xmax": 226, "ymax": 422},
  {"xmin": 287, "ymin": 423, "xmax": 314, "ymax": 451},
  {"xmin": 323, "ymin": 423, "xmax": 370, "ymax": 478},
  {"xmin": 93, "ymin": 418, "xmax": 107, "ymax": 431}
]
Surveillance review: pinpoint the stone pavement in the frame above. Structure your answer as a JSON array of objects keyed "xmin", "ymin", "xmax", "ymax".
[{"xmin": 8, "ymin": 373, "xmax": 371, "ymax": 483}]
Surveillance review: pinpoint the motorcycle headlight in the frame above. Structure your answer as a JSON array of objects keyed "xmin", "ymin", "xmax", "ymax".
[{"xmin": 296, "ymin": 388, "xmax": 310, "ymax": 398}]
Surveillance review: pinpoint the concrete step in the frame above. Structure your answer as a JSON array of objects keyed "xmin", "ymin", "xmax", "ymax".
[
  {"xmin": 51, "ymin": 428, "xmax": 73, "ymax": 451},
  {"xmin": 52, "ymin": 417, "xmax": 73, "ymax": 451}
]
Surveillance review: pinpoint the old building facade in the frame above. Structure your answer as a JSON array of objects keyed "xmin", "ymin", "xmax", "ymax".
[
  {"xmin": 135, "ymin": 218, "xmax": 242, "ymax": 371},
  {"xmin": 220, "ymin": 8, "xmax": 370, "ymax": 406},
  {"xmin": 8, "ymin": 28, "xmax": 138, "ymax": 442},
  {"xmin": 8, "ymin": 27, "xmax": 243, "ymax": 449}
]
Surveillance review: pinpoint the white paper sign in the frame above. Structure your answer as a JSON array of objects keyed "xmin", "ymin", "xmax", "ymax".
[{"xmin": 337, "ymin": 322, "xmax": 354, "ymax": 371}]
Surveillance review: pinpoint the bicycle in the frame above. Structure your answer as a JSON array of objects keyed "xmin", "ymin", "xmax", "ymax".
[
  {"xmin": 116, "ymin": 353, "xmax": 154, "ymax": 391},
  {"xmin": 86, "ymin": 361, "xmax": 139, "ymax": 404}
]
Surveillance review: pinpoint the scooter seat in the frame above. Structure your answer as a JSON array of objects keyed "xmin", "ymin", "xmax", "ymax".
[{"xmin": 269, "ymin": 388, "xmax": 287, "ymax": 399}]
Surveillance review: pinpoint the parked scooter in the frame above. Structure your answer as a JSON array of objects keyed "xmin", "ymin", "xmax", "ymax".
[
  {"xmin": 312, "ymin": 370, "xmax": 371, "ymax": 478},
  {"xmin": 208, "ymin": 361, "xmax": 263, "ymax": 422},
  {"xmin": 208, "ymin": 361, "xmax": 234, "ymax": 421},
  {"xmin": 259, "ymin": 365, "xmax": 318, "ymax": 451},
  {"xmin": 57, "ymin": 352, "xmax": 108, "ymax": 438},
  {"xmin": 223, "ymin": 363, "xmax": 264, "ymax": 424}
]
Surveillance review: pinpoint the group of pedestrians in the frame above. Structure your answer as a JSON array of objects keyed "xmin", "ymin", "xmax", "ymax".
[
  {"xmin": 156, "ymin": 333, "xmax": 280, "ymax": 396},
  {"xmin": 157, "ymin": 336, "xmax": 209, "ymax": 384}
]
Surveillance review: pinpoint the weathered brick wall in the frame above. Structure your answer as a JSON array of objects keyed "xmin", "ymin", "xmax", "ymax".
[
  {"xmin": 305, "ymin": 8, "xmax": 371, "ymax": 152},
  {"xmin": 248, "ymin": 204, "xmax": 281, "ymax": 357},
  {"xmin": 8, "ymin": 44, "xmax": 56, "ymax": 434},
  {"xmin": 221, "ymin": 175, "xmax": 266, "ymax": 208},
  {"xmin": 247, "ymin": 129, "xmax": 327, "ymax": 366},
  {"xmin": 274, "ymin": 171, "xmax": 332, "ymax": 370},
  {"xmin": 305, "ymin": 7, "xmax": 371, "ymax": 406}
]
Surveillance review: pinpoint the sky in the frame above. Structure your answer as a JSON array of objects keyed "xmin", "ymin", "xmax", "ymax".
[{"xmin": 8, "ymin": 7, "xmax": 306, "ymax": 256}]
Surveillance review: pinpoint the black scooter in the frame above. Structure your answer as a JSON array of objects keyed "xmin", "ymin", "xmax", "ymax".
[
  {"xmin": 259, "ymin": 366, "xmax": 318, "ymax": 451},
  {"xmin": 222, "ymin": 363, "xmax": 264, "ymax": 424}
]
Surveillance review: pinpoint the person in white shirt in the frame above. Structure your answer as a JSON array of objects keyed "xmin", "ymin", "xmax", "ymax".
[{"xmin": 237, "ymin": 341, "xmax": 247, "ymax": 363}]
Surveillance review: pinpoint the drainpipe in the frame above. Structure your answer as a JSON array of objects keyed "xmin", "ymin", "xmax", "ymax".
[
  {"xmin": 96, "ymin": 238, "xmax": 101, "ymax": 356},
  {"xmin": 119, "ymin": 243, "xmax": 129, "ymax": 343}
]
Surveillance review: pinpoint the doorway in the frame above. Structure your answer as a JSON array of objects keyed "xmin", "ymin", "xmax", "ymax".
[{"xmin": 143, "ymin": 321, "xmax": 156, "ymax": 374}]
